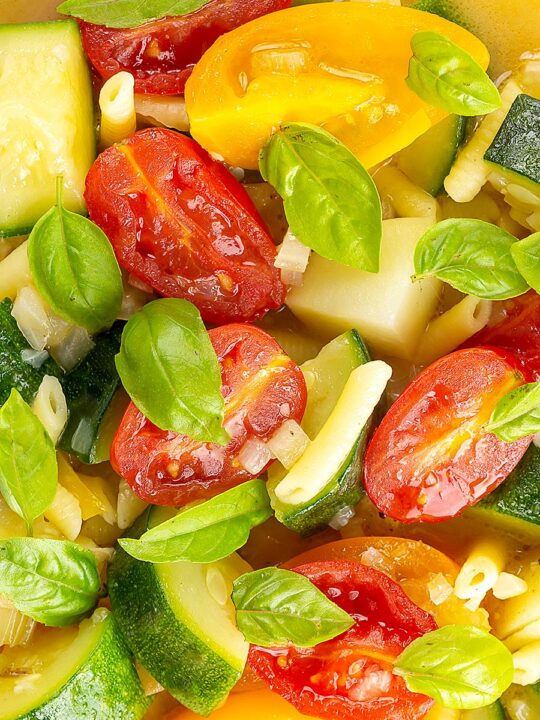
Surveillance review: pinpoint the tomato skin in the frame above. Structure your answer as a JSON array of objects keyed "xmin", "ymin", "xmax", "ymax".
[
  {"xmin": 363, "ymin": 348, "xmax": 531, "ymax": 524},
  {"xmin": 79, "ymin": 0, "xmax": 291, "ymax": 95},
  {"xmin": 462, "ymin": 291, "xmax": 540, "ymax": 380},
  {"xmin": 249, "ymin": 560, "xmax": 436, "ymax": 720},
  {"xmin": 111, "ymin": 324, "xmax": 307, "ymax": 507},
  {"xmin": 85, "ymin": 128, "xmax": 285, "ymax": 325}
]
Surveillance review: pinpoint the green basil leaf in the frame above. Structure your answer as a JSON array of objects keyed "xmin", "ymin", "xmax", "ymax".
[
  {"xmin": 511, "ymin": 232, "xmax": 540, "ymax": 293},
  {"xmin": 486, "ymin": 382, "xmax": 540, "ymax": 442},
  {"xmin": 28, "ymin": 179, "xmax": 123, "ymax": 334},
  {"xmin": 115, "ymin": 298, "xmax": 228, "ymax": 444},
  {"xmin": 394, "ymin": 625, "xmax": 514, "ymax": 710},
  {"xmin": 232, "ymin": 567, "xmax": 354, "ymax": 648},
  {"xmin": 57, "ymin": 0, "xmax": 210, "ymax": 27},
  {"xmin": 0, "ymin": 389, "xmax": 57, "ymax": 530},
  {"xmin": 260, "ymin": 122, "xmax": 382, "ymax": 272},
  {"xmin": 119, "ymin": 479, "xmax": 272, "ymax": 563},
  {"xmin": 406, "ymin": 32, "xmax": 501, "ymax": 116},
  {"xmin": 0, "ymin": 537, "xmax": 100, "ymax": 626},
  {"xmin": 413, "ymin": 218, "xmax": 529, "ymax": 299}
]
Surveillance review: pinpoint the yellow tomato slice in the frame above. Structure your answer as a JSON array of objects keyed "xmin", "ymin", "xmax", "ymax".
[
  {"xmin": 185, "ymin": 4, "xmax": 489, "ymax": 169},
  {"xmin": 168, "ymin": 688, "xmax": 316, "ymax": 720}
]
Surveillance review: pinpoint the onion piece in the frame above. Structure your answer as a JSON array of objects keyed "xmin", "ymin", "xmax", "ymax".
[
  {"xmin": 266, "ymin": 419, "xmax": 310, "ymax": 470},
  {"xmin": 274, "ymin": 230, "xmax": 311, "ymax": 273},
  {"xmin": 493, "ymin": 572, "xmax": 528, "ymax": 600},
  {"xmin": 329, "ymin": 505, "xmax": 355, "ymax": 531},
  {"xmin": 237, "ymin": 437, "xmax": 273, "ymax": 475},
  {"xmin": 427, "ymin": 573, "xmax": 454, "ymax": 606}
]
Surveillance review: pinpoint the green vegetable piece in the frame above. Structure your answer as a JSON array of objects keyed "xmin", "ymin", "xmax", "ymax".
[
  {"xmin": 57, "ymin": 0, "xmax": 211, "ymax": 27},
  {"xmin": 0, "ymin": 537, "xmax": 100, "ymax": 626},
  {"xmin": 394, "ymin": 625, "xmax": 514, "ymax": 710},
  {"xmin": 28, "ymin": 178, "xmax": 123, "ymax": 334},
  {"xmin": 406, "ymin": 31, "xmax": 501, "ymax": 116},
  {"xmin": 413, "ymin": 218, "xmax": 529, "ymax": 299},
  {"xmin": 511, "ymin": 232, "xmax": 540, "ymax": 294},
  {"xmin": 0, "ymin": 388, "xmax": 57, "ymax": 530},
  {"xmin": 115, "ymin": 298, "xmax": 228, "ymax": 444},
  {"xmin": 260, "ymin": 122, "xmax": 382, "ymax": 272},
  {"xmin": 232, "ymin": 567, "xmax": 354, "ymax": 648},
  {"xmin": 486, "ymin": 382, "xmax": 540, "ymax": 442},
  {"xmin": 119, "ymin": 479, "xmax": 272, "ymax": 563}
]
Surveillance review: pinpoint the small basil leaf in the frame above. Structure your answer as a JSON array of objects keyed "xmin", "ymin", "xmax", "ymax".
[
  {"xmin": 58, "ymin": 0, "xmax": 211, "ymax": 28},
  {"xmin": 413, "ymin": 218, "xmax": 529, "ymax": 299},
  {"xmin": 0, "ymin": 537, "xmax": 100, "ymax": 626},
  {"xmin": 394, "ymin": 625, "xmax": 514, "ymax": 710},
  {"xmin": 119, "ymin": 479, "xmax": 272, "ymax": 563},
  {"xmin": 486, "ymin": 382, "xmax": 540, "ymax": 442},
  {"xmin": 406, "ymin": 32, "xmax": 501, "ymax": 116},
  {"xmin": 28, "ymin": 179, "xmax": 123, "ymax": 334},
  {"xmin": 0, "ymin": 389, "xmax": 57, "ymax": 530},
  {"xmin": 260, "ymin": 122, "xmax": 382, "ymax": 272},
  {"xmin": 511, "ymin": 232, "xmax": 540, "ymax": 293},
  {"xmin": 232, "ymin": 567, "xmax": 354, "ymax": 648},
  {"xmin": 115, "ymin": 298, "xmax": 228, "ymax": 444}
]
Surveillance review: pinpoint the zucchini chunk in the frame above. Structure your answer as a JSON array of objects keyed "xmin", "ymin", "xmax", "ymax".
[
  {"xmin": 0, "ymin": 608, "xmax": 149, "ymax": 720},
  {"xmin": 503, "ymin": 683, "xmax": 540, "ymax": 720},
  {"xmin": 0, "ymin": 21, "xmax": 95, "ymax": 236},
  {"xmin": 108, "ymin": 508, "xmax": 250, "ymax": 716},
  {"xmin": 461, "ymin": 702, "xmax": 507, "ymax": 719}
]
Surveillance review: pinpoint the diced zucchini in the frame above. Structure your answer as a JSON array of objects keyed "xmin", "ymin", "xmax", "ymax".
[
  {"xmin": 108, "ymin": 509, "xmax": 250, "ymax": 716},
  {"xmin": 503, "ymin": 683, "xmax": 540, "ymax": 720},
  {"xmin": 0, "ymin": 20, "xmax": 95, "ymax": 236},
  {"xmin": 0, "ymin": 608, "xmax": 149, "ymax": 720},
  {"xmin": 286, "ymin": 218, "xmax": 441, "ymax": 360},
  {"xmin": 396, "ymin": 115, "xmax": 466, "ymax": 196},
  {"xmin": 462, "ymin": 701, "xmax": 507, "ymax": 719}
]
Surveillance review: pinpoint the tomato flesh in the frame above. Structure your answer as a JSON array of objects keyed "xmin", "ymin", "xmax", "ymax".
[
  {"xmin": 111, "ymin": 324, "xmax": 307, "ymax": 506},
  {"xmin": 462, "ymin": 291, "xmax": 540, "ymax": 380},
  {"xmin": 85, "ymin": 128, "xmax": 285, "ymax": 325},
  {"xmin": 79, "ymin": 0, "xmax": 291, "ymax": 95},
  {"xmin": 363, "ymin": 348, "xmax": 531, "ymax": 523},
  {"xmin": 248, "ymin": 560, "xmax": 436, "ymax": 720}
]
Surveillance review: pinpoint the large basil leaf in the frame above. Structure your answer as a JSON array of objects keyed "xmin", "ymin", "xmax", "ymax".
[
  {"xmin": 486, "ymin": 382, "xmax": 540, "ymax": 442},
  {"xmin": 260, "ymin": 123, "xmax": 382, "ymax": 272},
  {"xmin": 0, "ymin": 389, "xmax": 57, "ymax": 530},
  {"xmin": 511, "ymin": 232, "xmax": 540, "ymax": 293},
  {"xmin": 406, "ymin": 32, "xmax": 501, "ymax": 116},
  {"xmin": 57, "ymin": 0, "xmax": 211, "ymax": 27},
  {"xmin": 232, "ymin": 567, "xmax": 354, "ymax": 648},
  {"xmin": 119, "ymin": 479, "xmax": 272, "ymax": 563},
  {"xmin": 115, "ymin": 298, "xmax": 228, "ymax": 444},
  {"xmin": 413, "ymin": 218, "xmax": 529, "ymax": 299},
  {"xmin": 28, "ymin": 179, "xmax": 122, "ymax": 334},
  {"xmin": 394, "ymin": 625, "xmax": 514, "ymax": 709},
  {"xmin": 0, "ymin": 538, "xmax": 100, "ymax": 626}
]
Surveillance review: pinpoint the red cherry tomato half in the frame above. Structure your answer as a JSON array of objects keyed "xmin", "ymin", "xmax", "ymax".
[
  {"xmin": 85, "ymin": 128, "xmax": 285, "ymax": 325},
  {"xmin": 462, "ymin": 291, "xmax": 540, "ymax": 381},
  {"xmin": 79, "ymin": 0, "xmax": 291, "ymax": 95},
  {"xmin": 248, "ymin": 560, "xmax": 436, "ymax": 720},
  {"xmin": 363, "ymin": 347, "xmax": 531, "ymax": 523},
  {"xmin": 111, "ymin": 324, "xmax": 307, "ymax": 506}
]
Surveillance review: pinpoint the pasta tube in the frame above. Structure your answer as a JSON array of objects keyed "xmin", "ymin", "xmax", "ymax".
[
  {"xmin": 32, "ymin": 376, "xmax": 68, "ymax": 445},
  {"xmin": 512, "ymin": 640, "xmax": 540, "ymax": 685},
  {"xmin": 135, "ymin": 94, "xmax": 190, "ymax": 133},
  {"xmin": 99, "ymin": 71, "xmax": 137, "ymax": 148},
  {"xmin": 454, "ymin": 538, "xmax": 509, "ymax": 609},
  {"xmin": 0, "ymin": 242, "xmax": 31, "ymax": 301},
  {"xmin": 43, "ymin": 484, "xmax": 83, "ymax": 541},
  {"xmin": 374, "ymin": 165, "xmax": 439, "ymax": 220}
]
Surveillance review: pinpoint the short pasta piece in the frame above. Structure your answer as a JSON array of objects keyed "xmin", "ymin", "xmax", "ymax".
[
  {"xmin": 99, "ymin": 71, "xmax": 137, "ymax": 148},
  {"xmin": 135, "ymin": 94, "xmax": 190, "ymax": 133},
  {"xmin": 373, "ymin": 165, "xmax": 439, "ymax": 220},
  {"xmin": 58, "ymin": 454, "xmax": 109, "ymax": 521},
  {"xmin": 117, "ymin": 478, "xmax": 147, "ymax": 531},
  {"xmin": 43, "ymin": 483, "xmax": 83, "ymax": 541},
  {"xmin": 78, "ymin": 472, "xmax": 118, "ymax": 525},
  {"xmin": 0, "ymin": 241, "xmax": 32, "ymax": 302},
  {"xmin": 454, "ymin": 538, "xmax": 509, "ymax": 610},
  {"xmin": 512, "ymin": 640, "xmax": 540, "ymax": 685},
  {"xmin": 493, "ymin": 572, "xmax": 529, "ymax": 600},
  {"xmin": 32, "ymin": 375, "xmax": 68, "ymax": 445}
]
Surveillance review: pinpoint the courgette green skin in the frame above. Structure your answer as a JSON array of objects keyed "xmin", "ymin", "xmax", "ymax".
[
  {"xmin": 108, "ymin": 513, "xmax": 242, "ymax": 716},
  {"xmin": 484, "ymin": 94, "xmax": 540, "ymax": 187},
  {"xmin": 21, "ymin": 614, "xmax": 149, "ymax": 720},
  {"xmin": 0, "ymin": 298, "xmax": 62, "ymax": 405},
  {"xmin": 502, "ymin": 682, "xmax": 540, "ymax": 719},
  {"xmin": 462, "ymin": 700, "xmax": 508, "ymax": 719},
  {"xmin": 411, "ymin": 0, "xmax": 469, "ymax": 27},
  {"xmin": 59, "ymin": 322, "xmax": 124, "ymax": 463}
]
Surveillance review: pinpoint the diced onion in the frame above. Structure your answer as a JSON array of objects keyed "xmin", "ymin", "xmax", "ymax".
[
  {"xmin": 49, "ymin": 326, "xmax": 95, "ymax": 372},
  {"xmin": 280, "ymin": 269, "xmax": 305, "ymax": 287},
  {"xmin": 427, "ymin": 573, "xmax": 454, "ymax": 606},
  {"xmin": 127, "ymin": 273, "xmax": 154, "ymax": 294},
  {"xmin": 329, "ymin": 505, "xmax": 355, "ymax": 530},
  {"xmin": 266, "ymin": 419, "xmax": 310, "ymax": 470},
  {"xmin": 237, "ymin": 437, "xmax": 273, "ymax": 475},
  {"xmin": 21, "ymin": 348, "xmax": 49, "ymax": 369},
  {"xmin": 12, "ymin": 286, "xmax": 51, "ymax": 351},
  {"xmin": 117, "ymin": 479, "xmax": 148, "ymax": 530},
  {"xmin": 136, "ymin": 660, "xmax": 164, "ymax": 697},
  {"xmin": 274, "ymin": 230, "xmax": 311, "ymax": 273},
  {"xmin": 533, "ymin": 432, "xmax": 540, "ymax": 448},
  {"xmin": 493, "ymin": 572, "xmax": 528, "ymax": 600}
]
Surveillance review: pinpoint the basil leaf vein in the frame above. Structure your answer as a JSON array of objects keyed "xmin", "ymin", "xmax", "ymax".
[
  {"xmin": 232, "ymin": 567, "xmax": 354, "ymax": 648},
  {"xmin": 0, "ymin": 537, "xmax": 100, "ymax": 626},
  {"xmin": 119, "ymin": 479, "xmax": 272, "ymax": 563},
  {"xmin": 394, "ymin": 625, "xmax": 514, "ymax": 710},
  {"xmin": 260, "ymin": 122, "xmax": 382, "ymax": 272},
  {"xmin": 486, "ymin": 381, "xmax": 540, "ymax": 442},
  {"xmin": 406, "ymin": 31, "xmax": 501, "ymax": 116},
  {"xmin": 57, "ymin": 0, "xmax": 211, "ymax": 28},
  {"xmin": 413, "ymin": 218, "xmax": 529, "ymax": 299},
  {"xmin": 0, "ymin": 389, "xmax": 57, "ymax": 529},
  {"xmin": 511, "ymin": 232, "xmax": 540, "ymax": 293},
  {"xmin": 28, "ymin": 179, "xmax": 123, "ymax": 334},
  {"xmin": 115, "ymin": 298, "xmax": 228, "ymax": 444}
]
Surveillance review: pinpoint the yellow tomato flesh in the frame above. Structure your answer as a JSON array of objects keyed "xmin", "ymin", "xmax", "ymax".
[
  {"xmin": 168, "ymin": 688, "xmax": 316, "ymax": 720},
  {"xmin": 185, "ymin": 4, "xmax": 490, "ymax": 169}
]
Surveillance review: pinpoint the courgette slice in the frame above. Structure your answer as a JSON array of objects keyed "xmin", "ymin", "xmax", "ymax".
[
  {"xmin": 503, "ymin": 683, "xmax": 540, "ymax": 720},
  {"xmin": 396, "ymin": 114, "xmax": 466, "ymax": 196},
  {"xmin": 108, "ymin": 508, "xmax": 250, "ymax": 716},
  {"xmin": 0, "ymin": 608, "xmax": 149, "ymax": 720},
  {"xmin": 462, "ymin": 701, "xmax": 508, "ymax": 720},
  {"xmin": 0, "ymin": 21, "xmax": 95, "ymax": 237}
]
